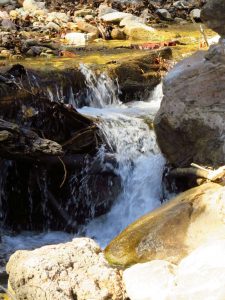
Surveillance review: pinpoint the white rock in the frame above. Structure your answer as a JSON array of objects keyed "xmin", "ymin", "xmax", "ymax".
[
  {"xmin": 190, "ymin": 8, "xmax": 201, "ymax": 20},
  {"xmin": 100, "ymin": 12, "xmax": 132, "ymax": 23},
  {"xmin": 7, "ymin": 238, "xmax": 123, "ymax": 300},
  {"xmin": 23, "ymin": 0, "xmax": 45, "ymax": 12},
  {"xmin": 208, "ymin": 35, "xmax": 220, "ymax": 45},
  {"xmin": 124, "ymin": 240, "xmax": 225, "ymax": 300},
  {"xmin": 169, "ymin": 240, "xmax": 225, "ymax": 300},
  {"xmin": 123, "ymin": 260, "xmax": 176, "ymax": 300},
  {"xmin": 120, "ymin": 15, "xmax": 145, "ymax": 27},
  {"xmin": 64, "ymin": 32, "xmax": 87, "ymax": 46}
]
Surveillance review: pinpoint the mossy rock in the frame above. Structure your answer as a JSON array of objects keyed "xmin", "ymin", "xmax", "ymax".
[{"xmin": 104, "ymin": 183, "xmax": 224, "ymax": 267}]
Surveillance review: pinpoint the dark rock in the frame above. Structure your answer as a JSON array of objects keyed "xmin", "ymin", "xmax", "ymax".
[{"xmin": 201, "ymin": 0, "xmax": 225, "ymax": 37}]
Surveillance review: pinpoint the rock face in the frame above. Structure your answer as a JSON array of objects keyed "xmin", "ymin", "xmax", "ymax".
[
  {"xmin": 154, "ymin": 47, "xmax": 225, "ymax": 167},
  {"xmin": 6, "ymin": 238, "xmax": 124, "ymax": 300},
  {"xmin": 201, "ymin": 0, "xmax": 225, "ymax": 37},
  {"xmin": 105, "ymin": 183, "xmax": 225, "ymax": 267},
  {"xmin": 109, "ymin": 47, "xmax": 172, "ymax": 102},
  {"xmin": 124, "ymin": 239, "xmax": 225, "ymax": 300}
]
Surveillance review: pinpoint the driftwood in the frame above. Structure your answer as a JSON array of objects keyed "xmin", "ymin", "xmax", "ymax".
[
  {"xmin": 0, "ymin": 118, "xmax": 62, "ymax": 158},
  {"xmin": 169, "ymin": 163, "xmax": 225, "ymax": 183}
]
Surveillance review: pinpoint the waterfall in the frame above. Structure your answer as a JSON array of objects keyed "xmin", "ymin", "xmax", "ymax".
[
  {"xmin": 80, "ymin": 84, "xmax": 165, "ymax": 247},
  {"xmin": 79, "ymin": 64, "xmax": 121, "ymax": 108},
  {"xmin": 0, "ymin": 66, "xmax": 165, "ymax": 271}
]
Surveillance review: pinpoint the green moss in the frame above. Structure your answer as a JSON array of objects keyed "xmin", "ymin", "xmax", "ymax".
[{"xmin": 104, "ymin": 183, "xmax": 220, "ymax": 267}]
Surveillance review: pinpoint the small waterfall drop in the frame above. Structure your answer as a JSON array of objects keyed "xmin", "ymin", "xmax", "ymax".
[{"xmin": 79, "ymin": 64, "xmax": 121, "ymax": 108}]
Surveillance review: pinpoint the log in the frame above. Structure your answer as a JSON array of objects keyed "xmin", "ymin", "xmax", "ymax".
[
  {"xmin": 169, "ymin": 164, "xmax": 225, "ymax": 183},
  {"xmin": 0, "ymin": 118, "xmax": 63, "ymax": 157}
]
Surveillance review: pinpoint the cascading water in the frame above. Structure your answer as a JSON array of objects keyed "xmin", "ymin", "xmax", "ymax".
[
  {"xmin": 79, "ymin": 64, "xmax": 121, "ymax": 108},
  {"xmin": 0, "ymin": 64, "xmax": 165, "ymax": 280}
]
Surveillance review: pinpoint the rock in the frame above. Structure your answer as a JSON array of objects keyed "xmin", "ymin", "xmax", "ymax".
[
  {"xmin": 64, "ymin": 32, "xmax": 86, "ymax": 46},
  {"xmin": 1, "ymin": 19, "xmax": 16, "ymax": 30},
  {"xmin": 156, "ymin": 8, "xmax": 172, "ymax": 21},
  {"xmin": 111, "ymin": 27, "xmax": 126, "ymax": 40},
  {"xmin": 201, "ymin": 0, "xmax": 225, "ymax": 37},
  {"xmin": 74, "ymin": 8, "xmax": 94, "ymax": 18},
  {"xmin": 154, "ymin": 46, "xmax": 225, "ymax": 167},
  {"xmin": 84, "ymin": 14, "xmax": 94, "ymax": 22},
  {"xmin": 6, "ymin": 238, "xmax": 124, "ymax": 300},
  {"xmin": 170, "ymin": 239, "xmax": 225, "ymax": 299},
  {"xmin": 76, "ymin": 18, "xmax": 99, "ymax": 36},
  {"xmin": 98, "ymin": 4, "xmax": 117, "ymax": 17},
  {"xmin": 45, "ymin": 21, "xmax": 60, "ymax": 32},
  {"xmin": 0, "ymin": 11, "xmax": 9, "ymax": 19},
  {"xmin": 123, "ymin": 260, "xmax": 176, "ymax": 300},
  {"xmin": 100, "ymin": 12, "xmax": 132, "ymax": 24},
  {"xmin": 108, "ymin": 48, "xmax": 172, "ymax": 102},
  {"xmin": 119, "ymin": 15, "xmax": 145, "ymax": 27},
  {"xmin": 0, "ymin": 49, "xmax": 12, "ymax": 58},
  {"xmin": 46, "ymin": 12, "xmax": 69, "ymax": 24},
  {"xmin": 190, "ymin": 8, "xmax": 201, "ymax": 21},
  {"xmin": 123, "ymin": 239, "xmax": 225, "ymax": 300},
  {"xmin": 23, "ymin": 0, "xmax": 45, "ymax": 11},
  {"xmin": 0, "ymin": 0, "xmax": 10, "ymax": 6},
  {"xmin": 105, "ymin": 183, "xmax": 225, "ymax": 267},
  {"xmin": 124, "ymin": 22, "xmax": 155, "ymax": 40}
]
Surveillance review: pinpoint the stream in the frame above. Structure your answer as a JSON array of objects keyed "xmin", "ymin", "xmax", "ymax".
[{"xmin": 0, "ymin": 65, "xmax": 165, "ymax": 285}]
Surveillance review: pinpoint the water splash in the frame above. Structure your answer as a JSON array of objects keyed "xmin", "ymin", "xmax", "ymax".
[
  {"xmin": 79, "ymin": 64, "xmax": 121, "ymax": 108},
  {"xmin": 84, "ymin": 112, "xmax": 165, "ymax": 247}
]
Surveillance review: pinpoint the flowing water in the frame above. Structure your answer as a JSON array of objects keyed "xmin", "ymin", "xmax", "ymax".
[{"xmin": 0, "ymin": 65, "xmax": 165, "ymax": 280}]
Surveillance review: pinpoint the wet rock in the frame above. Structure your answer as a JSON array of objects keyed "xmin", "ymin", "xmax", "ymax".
[
  {"xmin": 154, "ymin": 46, "xmax": 225, "ymax": 167},
  {"xmin": 7, "ymin": 238, "xmax": 124, "ymax": 300},
  {"xmin": 201, "ymin": 0, "xmax": 225, "ymax": 37},
  {"xmin": 123, "ymin": 239, "xmax": 225, "ymax": 300},
  {"xmin": 105, "ymin": 183, "xmax": 224, "ymax": 267}
]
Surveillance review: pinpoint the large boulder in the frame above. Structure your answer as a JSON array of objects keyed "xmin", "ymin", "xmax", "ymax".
[
  {"xmin": 201, "ymin": 0, "xmax": 225, "ymax": 37},
  {"xmin": 123, "ymin": 239, "xmax": 225, "ymax": 300},
  {"xmin": 6, "ymin": 238, "xmax": 124, "ymax": 300},
  {"xmin": 105, "ymin": 183, "xmax": 225, "ymax": 267},
  {"xmin": 154, "ymin": 45, "xmax": 225, "ymax": 167}
]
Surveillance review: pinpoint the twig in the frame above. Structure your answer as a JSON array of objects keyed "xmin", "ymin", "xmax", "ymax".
[{"xmin": 57, "ymin": 156, "xmax": 67, "ymax": 188}]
